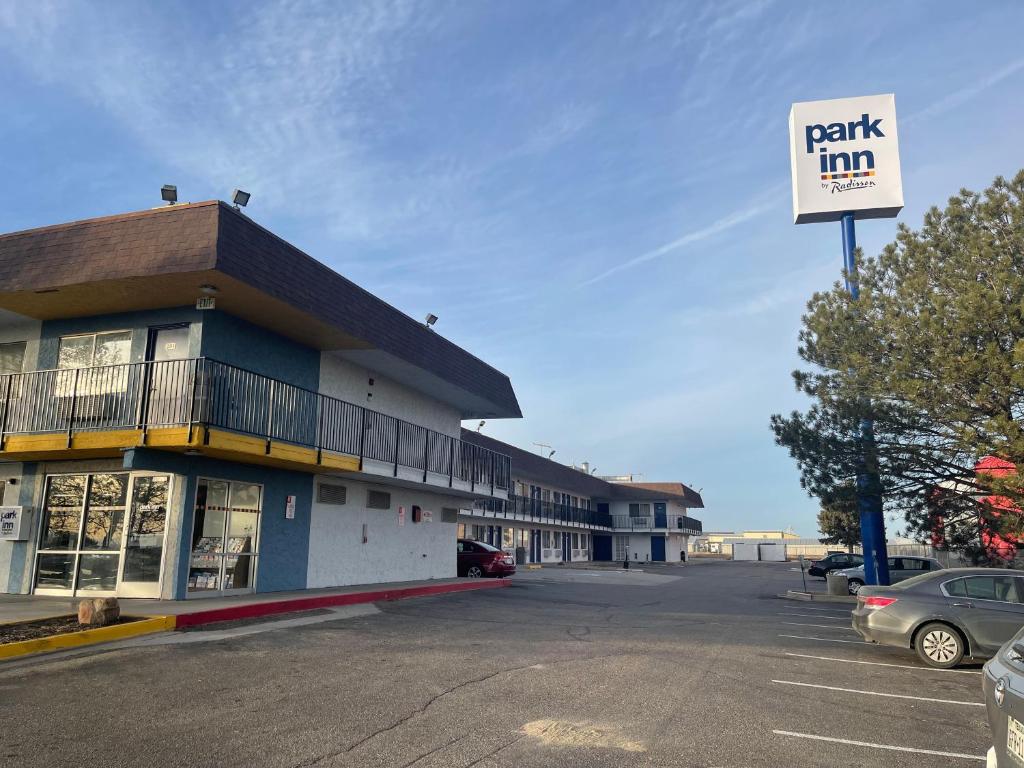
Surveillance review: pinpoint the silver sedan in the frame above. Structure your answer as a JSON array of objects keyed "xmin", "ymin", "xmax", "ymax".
[{"xmin": 852, "ymin": 567, "xmax": 1024, "ymax": 668}]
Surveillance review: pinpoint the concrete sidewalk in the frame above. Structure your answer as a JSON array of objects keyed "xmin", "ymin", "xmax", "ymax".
[{"xmin": 1, "ymin": 578, "xmax": 507, "ymax": 626}]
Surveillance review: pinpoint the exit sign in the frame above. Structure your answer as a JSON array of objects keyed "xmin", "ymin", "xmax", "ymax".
[{"xmin": 196, "ymin": 296, "xmax": 216, "ymax": 310}]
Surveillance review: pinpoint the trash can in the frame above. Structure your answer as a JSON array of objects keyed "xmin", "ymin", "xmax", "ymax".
[
  {"xmin": 515, "ymin": 546, "xmax": 526, "ymax": 565},
  {"xmin": 826, "ymin": 572, "xmax": 849, "ymax": 596}
]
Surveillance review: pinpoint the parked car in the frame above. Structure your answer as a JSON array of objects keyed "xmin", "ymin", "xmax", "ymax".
[
  {"xmin": 983, "ymin": 624, "xmax": 1024, "ymax": 767},
  {"xmin": 835, "ymin": 556, "xmax": 944, "ymax": 594},
  {"xmin": 807, "ymin": 552, "xmax": 864, "ymax": 579},
  {"xmin": 852, "ymin": 568, "xmax": 1024, "ymax": 668},
  {"xmin": 457, "ymin": 539, "xmax": 515, "ymax": 578}
]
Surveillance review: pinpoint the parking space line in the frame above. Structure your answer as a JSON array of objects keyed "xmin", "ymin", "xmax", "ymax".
[
  {"xmin": 772, "ymin": 730, "xmax": 985, "ymax": 761},
  {"xmin": 779, "ymin": 634, "xmax": 867, "ymax": 645},
  {"xmin": 779, "ymin": 613, "xmax": 845, "ymax": 619},
  {"xmin": 783, "ymin": 652, "xmax": 982, "ymax": 674},
  {"xmin": 771, "ymin": 679, "xmax": 984, "ymax": 707},
  {"xmin": 781, "ymin": 622, "xmax": 857, "ymax": 631}
]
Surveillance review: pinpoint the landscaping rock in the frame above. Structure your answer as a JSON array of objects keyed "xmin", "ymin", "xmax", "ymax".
[{"xmin": 78, "ymin": 597, "xmax": 120, "ymax": 627}]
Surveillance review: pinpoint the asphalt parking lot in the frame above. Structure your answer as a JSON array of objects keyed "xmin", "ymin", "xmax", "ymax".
[{"xmin": 0, "ymin": 561, "xmax": 991, "ymax": 767}]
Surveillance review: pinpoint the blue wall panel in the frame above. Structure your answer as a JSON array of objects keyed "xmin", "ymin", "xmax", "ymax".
[
  {"xmin": 123, "ymin": 449, "xmax": 312, "ymax": 598},
  {"xmin": 199, "ymin": 311, "xmax": 320, "ymax": 390}
]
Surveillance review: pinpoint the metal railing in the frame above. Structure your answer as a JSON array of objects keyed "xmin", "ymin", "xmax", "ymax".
[
  {"xmin": 0, "ymin": 357, "xmax": 511, "ymax": 493},
  {"xmin": 473, "ymin": 494, "xmax": 613, "ymax": 529},
  {"xmin": 611, "ymin": 514, "xmax": 702, "ymax": 534}
]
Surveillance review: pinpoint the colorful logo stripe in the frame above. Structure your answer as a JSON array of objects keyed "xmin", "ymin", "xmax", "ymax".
[{"xmin": 821, "ymin": 170, "xmax": 876, "ymax": 180}]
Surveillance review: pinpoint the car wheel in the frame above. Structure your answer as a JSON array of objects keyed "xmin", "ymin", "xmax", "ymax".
[
  {"xmin": 847, "ymin": 579, "xmax": 864, "ymax": 595},
  {"xmin": 915, "ymin": 622, "xmax": 965, "ymax": 668},
  {"xmin": 466, "ymin": 565, "xmax": 484, "ymax": 578}
]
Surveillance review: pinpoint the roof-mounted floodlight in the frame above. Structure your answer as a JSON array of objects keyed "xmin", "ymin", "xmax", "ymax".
[
  {"xmin": 424, "ymin": 313, "xmax": 438, "ymax": 328},
  {"xmin": 231, "ymin": 189, "xmax": 251, "ymax": 209},
  {"xmin": 161, "ymin": 185, "xmax": 178, "ymax": 205}
]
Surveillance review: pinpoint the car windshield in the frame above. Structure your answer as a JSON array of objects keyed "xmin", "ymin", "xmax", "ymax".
[{"xmin": 474, "ymin": 541, "xmax": 501, "ymax": 552}]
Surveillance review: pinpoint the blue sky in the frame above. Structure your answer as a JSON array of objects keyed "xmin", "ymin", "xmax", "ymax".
[{"xmin": 1, "ymin": 1, "xmax": 1023, "ymax": 535}]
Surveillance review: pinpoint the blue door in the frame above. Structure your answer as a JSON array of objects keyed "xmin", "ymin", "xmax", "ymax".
[
  {"xmin": 651, "ymin": 535, "xmax": 666, "ymax": 562},
  {"xmin": 593, "ymin": 535, "xmax": 612, "ymax": 561},
  {"xmin": 654, "ymin": 503, "xmax": 667, "ymax": 528}
]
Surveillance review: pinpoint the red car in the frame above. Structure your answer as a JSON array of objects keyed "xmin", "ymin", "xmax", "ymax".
[{"xmin": 457, "ymin": 539, "xmax": 515, "ymax": 578}]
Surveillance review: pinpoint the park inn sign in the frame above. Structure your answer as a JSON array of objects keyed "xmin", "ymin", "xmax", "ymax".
[{"xmin": 789, "ymin": 93, "xmax": 904, "ymax": 224}]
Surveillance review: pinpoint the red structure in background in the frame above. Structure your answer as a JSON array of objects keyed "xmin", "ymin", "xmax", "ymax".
[
  {"xmin": 976, "ymin": 456, "xmax": 1020, "ymax": 562},
  {"xmin": 929, "ymin": 457, "xmax": 1021, "ymax": 562}
]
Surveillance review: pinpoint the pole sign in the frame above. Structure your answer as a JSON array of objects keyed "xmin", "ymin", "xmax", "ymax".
[{"xmin": 789, "ymin": 93, "xmax": 903, "ymax": 224}]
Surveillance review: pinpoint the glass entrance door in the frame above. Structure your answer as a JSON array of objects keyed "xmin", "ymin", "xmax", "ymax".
[
  {"xmin": 188, "ymin": 479, "xmax": 262, "ymax": 595},
  {"xmin": 34, "ymin": 472, "xmax": 171, "ymax": 597},
  {"xmin": 119, "ymin": 475, "xmax": 171, "ymax": 598}
]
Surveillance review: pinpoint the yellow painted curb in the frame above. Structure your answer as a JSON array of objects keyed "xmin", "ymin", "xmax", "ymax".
[
  {"xmin": 526, "ymin": 564, "xmax": 543, "ymax": 570},
  {"xmin": 0, "ymin": 615, "xmax": 177, "ymax": 660}
]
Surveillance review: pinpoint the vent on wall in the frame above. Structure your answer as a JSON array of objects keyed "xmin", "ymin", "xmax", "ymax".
[
  {"xmin": 367, "ymin": 490, "xmax": 391, "ymax": 510},
  {"xmin": 317, "ymin": 483, "xmax": 347, "ymax": 506}
]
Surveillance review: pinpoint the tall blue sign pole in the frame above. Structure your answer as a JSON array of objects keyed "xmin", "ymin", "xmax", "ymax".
[
  {"xmin": 841, "ymin": 212, "xmax": 890, "ymax": 586},
  {"xmin": 791, "ymin": 94, "xmax": 902, "ymax": 589}
]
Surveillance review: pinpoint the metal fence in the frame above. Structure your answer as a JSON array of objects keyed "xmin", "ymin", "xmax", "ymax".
[
  {"xmin": 474, "ymin": 495, "xmax": 613, "ymax": 528},
  {"xmin": 0, "ymin": 357, "xmax": 511, "ymax": 492},
  {"xmin": 610, "ymin": 514, "xmax": 703, "ymax": 534}
]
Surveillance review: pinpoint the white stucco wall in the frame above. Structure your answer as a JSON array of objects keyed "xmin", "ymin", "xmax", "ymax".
[
  {"xmin": 307, "ymin": 476, "xmax": 461, "ymax": 588},
  {"xmin": 318, "ymin": 354, "xmax": 462, "ymax": 438}
]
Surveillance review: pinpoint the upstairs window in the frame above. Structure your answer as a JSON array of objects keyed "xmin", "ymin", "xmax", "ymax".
[
  {"xmin": 0, "ymin": 341, "xmax": 26, "ymax": 375},
  {"xmin": 628, "ymin": 503, "xmax": 651, "ymax": 517},
  {"xmin": 58, "ymin": 331, "xmax": 132, "ymax": 369}
]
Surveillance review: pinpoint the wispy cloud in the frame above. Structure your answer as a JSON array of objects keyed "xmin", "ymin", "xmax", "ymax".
[
  {"xmin": 577, "ymin": 181, "xmax": 786, "ymax": 288},
  {"xmin": 904, "ymin": 56, "xmax": 1024, "ymax": 125}
]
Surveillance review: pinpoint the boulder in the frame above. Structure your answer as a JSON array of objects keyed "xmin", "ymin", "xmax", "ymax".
[{"xmin": 78, "ymin": 597, "xmax": 121, "ymax": 627}]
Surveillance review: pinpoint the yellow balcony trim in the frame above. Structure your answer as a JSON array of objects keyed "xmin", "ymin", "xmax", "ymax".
[{"xmin": 319, "ymin": 451, "xmax": 360, "ymax": 472}]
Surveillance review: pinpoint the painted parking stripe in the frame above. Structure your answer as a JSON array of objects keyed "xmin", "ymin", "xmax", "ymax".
[
  {"xmin": 779, "ymin": 634, "xmax": 868, "ymax": 645},
  {"xmin": 779, "ymin": 612, "xmax": 846, "ymax": 619},
  {"xmin": 783, "ymin": 652, "xmax": 982, "ymax": 674},
  {"xmin": 781, "ymin": 622, "xmax": 858, "ymax": 631},
  {"xmin": 772, "ymin": 730, "xmax": 984, "ymax": 761},
  {"xmin": 772, "ymin": 679, "xmax": 984, "ymax": 707}
]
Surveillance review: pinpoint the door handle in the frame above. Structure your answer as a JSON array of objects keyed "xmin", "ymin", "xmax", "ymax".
[{"xmin": 952, "ymin": 602, "xmax": 974, "ymax": 608}]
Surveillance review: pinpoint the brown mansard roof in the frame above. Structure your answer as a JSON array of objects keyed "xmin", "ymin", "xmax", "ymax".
[{"xmin": 0, "ymin": 201, "xmax": 520, "ymax": 419}]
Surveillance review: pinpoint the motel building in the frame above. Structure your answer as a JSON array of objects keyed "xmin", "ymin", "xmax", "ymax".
[
  {"xmin": 0, "ymin": 201, "xmax": 521, "ymax": 600},
  {"xmin": 456, "ymin": 431, "xmax": 704, "ymax": 565}
]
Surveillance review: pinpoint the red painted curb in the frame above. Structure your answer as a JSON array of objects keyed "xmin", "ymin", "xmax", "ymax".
[{"xmin": 173, "ymin": 579, "xmax": 510, "ymax": 628}]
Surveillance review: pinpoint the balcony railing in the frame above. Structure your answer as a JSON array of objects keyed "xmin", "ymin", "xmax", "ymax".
[
  {"xmin": 611, "ymin": 514, "xmax": 702, "ymax": 534},
  {"xmin": 474, "ymin": 494, "xmax": 613, "ymax": 529},
  {"xmin": 0, "ymin": 357, "xmax": 511, "ymax": 492}
]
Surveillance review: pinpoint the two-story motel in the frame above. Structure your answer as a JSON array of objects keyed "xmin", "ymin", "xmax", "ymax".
[
  {"xmin": 0, "ymin": 200, "xmax": 704, "ymax": 601},
  {"xmin": 0, "ymin": 201, "xmax": 519, "ymax": 599},
  {"xmin": 457, "ymin": 430, "xmax": 703, "ymax": 565}
]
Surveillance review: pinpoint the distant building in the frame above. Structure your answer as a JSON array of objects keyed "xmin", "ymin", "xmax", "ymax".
[{"xmin": 458, "ymin": 432, "xmax": 704, "ymax": 564}]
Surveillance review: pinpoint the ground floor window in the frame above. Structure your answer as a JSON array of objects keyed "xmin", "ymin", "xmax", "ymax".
[
  {"xmin": 34, "ymin": 472, "xmax": 171, "ymax": 598},
  {"xmin": 581, "ymin": 534, "xmax": 589, "ymax": 551},
  {"xmin": 614, "ymin": 536, "xmax": 629, "ymax": 561},
  {"xmin": 572, "ymin": 533, "xmax": 580, "ymax": 549},
  {"xmin": 188, "ymin": 479, "xmax": 262, "ymax": 594},
  {"xmin": 457, "ymin": 523, "xmax": 466, "ymax": 539},
  {"xmin": 502, "ymin": 527, "xmax": 514, "ymax": 548}
]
